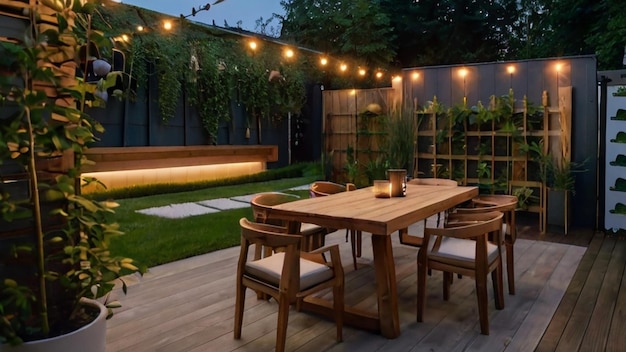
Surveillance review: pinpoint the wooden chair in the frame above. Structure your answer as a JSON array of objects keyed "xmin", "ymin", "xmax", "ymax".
[
  {"xmin": 234, "ymin": 218, "xmax": 344, "ymax": 352},
  {"xmin": 417, "ymin": 211, "xmax": 504, "ymax": 335},
  {"xmin": 251, "ymin": 192, "xmax": 329, "ymax": 253},
  {"xmin": 453, "ymin": 194, "xmax": 518, "ymax": 294},
  {"xmin": 310, "ymin": 181, "xmax": 362, "ymax": 270},
  {"xmin": 398, "ymin": 178, "xmax": 458, "ymax": 247}
]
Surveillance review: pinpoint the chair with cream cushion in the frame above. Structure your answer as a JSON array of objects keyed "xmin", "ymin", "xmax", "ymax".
[
  {"xmin": 234, "ymin": 218, "xmax": 344, "ymax": 352},
  {"xmin": 417, "ymin": 211, "xmax": 504, "ymax": 335},
  {"xmin": 251, "ymin": 192, "xmax": 329, "ymax": 253},
  {"xmin": 452, "ymin": 194, "xmax": 518, "ymax": 294},
  {"xmin": 397, "ymin": 178, "xmax": 459, "ymax": 247},
  {"xmin": 310, "ymin": 181, "xmax": 361, "ymax": 270}
]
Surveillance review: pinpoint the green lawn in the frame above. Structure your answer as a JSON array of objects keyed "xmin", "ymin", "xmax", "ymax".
[{"xmin": 109, "ymin": 176, "xmax": 316, "ymax": 268}]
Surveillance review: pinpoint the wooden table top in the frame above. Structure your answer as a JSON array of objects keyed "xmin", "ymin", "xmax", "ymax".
[{"xmin": 271, "ymin": 184, "xmax": 478, "ymax": 235}]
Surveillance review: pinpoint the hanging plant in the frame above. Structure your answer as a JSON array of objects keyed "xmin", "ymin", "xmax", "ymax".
[
  {"xmin": 189, "ymin": 39, "xmax": 234, "ymax": 142},
  {"xmin": 235, "ymin": 50, "xmax": 271, "ymax": 124}
]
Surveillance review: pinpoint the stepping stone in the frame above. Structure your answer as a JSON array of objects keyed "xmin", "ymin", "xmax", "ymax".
[
  {"xmin": 198, "ymin": 198, "xmax": 250, "ymax": 210},
  {"xmin": 137, "ymin": 203, "xmax": 218, "ymax": 219},
  {"xmin": 231, "ymin": 194, "xmax": 257, "ymax": 203},
  {"xmin": 289, "ymin": 184, "xmax": 311, "ymax": 191}
]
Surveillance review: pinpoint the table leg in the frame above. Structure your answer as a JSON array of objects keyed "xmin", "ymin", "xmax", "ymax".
[{"xmin": 371, "ymin": 234, "xmax": 401, "ymax": 338}]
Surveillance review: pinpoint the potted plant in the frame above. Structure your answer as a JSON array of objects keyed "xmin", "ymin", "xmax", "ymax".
[
  {"xmin": 520, "ymin": 140, "xmax": 587, "ymax": 232},
  {"xmin": 546, "ymin": 158, "xmax": 587, "ymax": 233},
  {"xmin": 0, "ymin": 1, "xmax": 144, "ymax": 350}
]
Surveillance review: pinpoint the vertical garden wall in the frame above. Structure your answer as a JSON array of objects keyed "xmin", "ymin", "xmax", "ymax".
[{"xmin": 402, "ymin": 56, "xmax": 597, "ymax": 229}]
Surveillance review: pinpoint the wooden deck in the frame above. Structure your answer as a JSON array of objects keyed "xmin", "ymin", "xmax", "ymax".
[{"xmin": 104, "ymin": 213, "xmax": 626, "ymax": 352}]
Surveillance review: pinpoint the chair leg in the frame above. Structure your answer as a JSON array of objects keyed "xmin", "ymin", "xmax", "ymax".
[
  {"xmin": 276, "ymin": 295, "xmax": 291, "ymax": 352},
  {"xmin": 506, "ymin": 242, "xmax": 515, "ymax": 295},
  {"xmin": 476, "ymin": 274, "xmax": 490, "ymax": 335},
  {"xmin": 443, "ymin": 271, "xmax": 453, "ymax": 301},
  {"xmin": 234, "ymin": 282, "xmax": 246, "ymax": 339},
  {"xmin": 417, "ymin": 252, "xmax": 428, "ymax": 322},
  {"xmin": 333, "ymin": 282, "xmax": 344, "ymax": 342},
  {"xmin": 492, "ymin": 262, "xmax": 505, "ymax": 310}
]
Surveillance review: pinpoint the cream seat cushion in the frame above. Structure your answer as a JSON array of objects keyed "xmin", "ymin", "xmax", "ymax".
[
  {"xmin": 245, "ymin": 252, "xmax": 333, "ymax": 290},
  {"xmin": 429, "ymin": 237, "xmax": 499, "ymax": 269},
  {"xmin": 300, "ymin": 222, "xmax": 326, "ymax": 235}
]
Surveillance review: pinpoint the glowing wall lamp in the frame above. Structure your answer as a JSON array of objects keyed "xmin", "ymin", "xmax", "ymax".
[
  {"xmin": 459, "ymin": 67, "xmax": 468, "ymax": 105},
  {"xmin": 507, "ymin": 65, "xmax": 515, "ymax": 89},
  {"xmin": 248, "ymin": 40, "xmax": 257, "ymax": 51},
  {"xmin": 412, "ymin": 71, "xmax": 420, "ymax": 80},
  {"xmin": 163, "ymin": 20, "xmax": 172, "ymax": 31},
  {"xmin": 555, "ymin": 62, "xmax": 563, "ymax": 95}
]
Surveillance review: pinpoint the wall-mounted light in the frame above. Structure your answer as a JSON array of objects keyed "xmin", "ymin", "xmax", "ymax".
[
  {"xmin": 507, "ymin": 65, "xmax": 515, "ymax": 88},
  {"xmin": 555, "ymin": 62, "xmax": 562, "ymax": 94},
  {"xmin": 163, "ymin": 20, "xmax": 172, "ymax": 31},
  {"xmin": 248, "ymin": 40, "xmax": 257, "ymax": 51},
  {"xmin": 392, "ymin": 75, "xmax": 402, "ymax": 83},
  {"xmin": 412, "ymin": 72, "xmax": 420, "ymax": 80},
  {"xmin": 459, "ymin": 67, "xmax": 468, "ymax": 105}
]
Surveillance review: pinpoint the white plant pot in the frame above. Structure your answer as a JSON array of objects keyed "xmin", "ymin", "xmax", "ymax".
[{"xmin": 0, "ymin": 298, "xmax": 107, "ymax": 352}]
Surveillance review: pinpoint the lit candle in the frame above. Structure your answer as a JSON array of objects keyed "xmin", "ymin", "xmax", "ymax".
[{"xmin": 373, "ymin": 180, "xmax": 391, "ymax": 198}]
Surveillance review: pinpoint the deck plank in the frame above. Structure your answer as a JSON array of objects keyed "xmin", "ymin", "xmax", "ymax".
[
  {"xmin": 580, "ymin": 239, "xmax": 626, "ymax": 352},
  {"xmin": 107, "ymin": 226, "xmax": 588, "ymax": 352},
  {"xmin": 534, "ymin": 233, "xmax": 604, "ymax": 352},
  {"xmin": 606, "ymin": 239, "xmax": 626, "ymax": 352}
]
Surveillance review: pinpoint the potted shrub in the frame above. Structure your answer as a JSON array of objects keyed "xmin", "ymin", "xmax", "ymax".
[
  {"xmin": 546, "ymin": 158, "xmax": 587, "ymax": 233},
  {"xmin": 0, "ymin": 1, "xmax": 144, "ymax": 350}
]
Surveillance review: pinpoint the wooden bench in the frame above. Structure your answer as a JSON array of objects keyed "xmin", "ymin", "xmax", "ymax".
[{"xmin": 82, "ymin": 145, "xmax": 278, "ymax": 173}]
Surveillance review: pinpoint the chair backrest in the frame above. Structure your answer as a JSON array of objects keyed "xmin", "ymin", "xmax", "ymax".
[
  {"xmin": 250, "ymin": 192, "xmax": 300, "ymax": 226},
  {"xmin": 471, "ymin": 195, "xmax": 517, "ymax": 210},
  {"xmin": 426, "ymin": 211, "xmax": 503, "ymax": 243},
  {"xmin": 310, "ymin": 181, "xmax": 355, "ymax": 197},
  {"xmin": 455, "ymin": 195, "xmax": 517, "ymax": 239},
  {"xmin": 238, "ymin": 218, "xmax": 302, "ymax": 298},
  {"xmin": 408, "ymin": 178, "xmax": 458, "ymax": 187}
]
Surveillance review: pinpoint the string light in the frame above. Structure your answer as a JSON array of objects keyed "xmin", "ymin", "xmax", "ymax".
[
  {"xmin": 163, "ymin": 20, "xmax": 172, "ymax": 31},
  {"xmin": 283, "ymin": 48, "xmax": 294, "ymax": 59},
  {"xmin": 376, "ymin": 71, "xmax": 383, "ymax": 79},
  {"xmin": 320, "ymin": 57, "xmax": 328, "ymax": 66},
  {"xmin": 248, "ymin": 40, "xmax": 257, "ymax": 51},
  {"xmin": 340, "ymin": 63, "xmax": 347, "ymax": 72},
  {"xmin": 358, "ymin": 68, "xmax": 366, "ymax": 76}
]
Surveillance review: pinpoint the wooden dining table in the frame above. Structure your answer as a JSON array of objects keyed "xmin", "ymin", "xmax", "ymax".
[{"xmin": 267, "ymin": 183, "xmax": 479, "ymax": 339}]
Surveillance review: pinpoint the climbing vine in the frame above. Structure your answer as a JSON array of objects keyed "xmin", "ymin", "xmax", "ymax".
[{"xmin": 93, "ymin": 4, "xmax": 311, "ymax": 139}]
